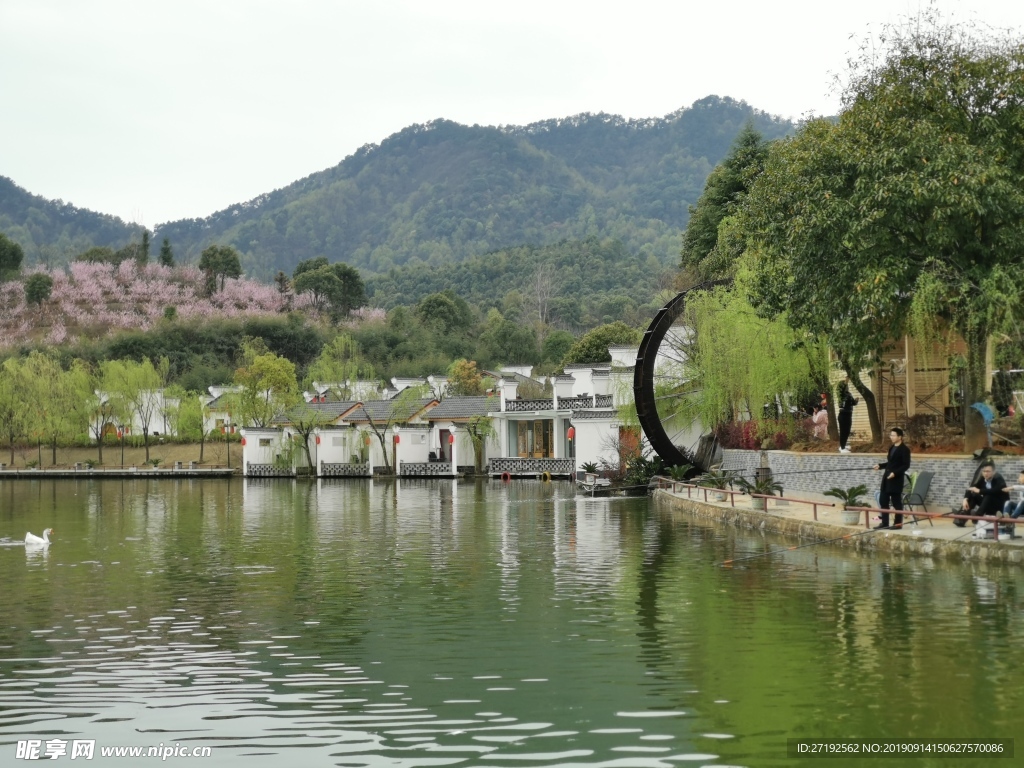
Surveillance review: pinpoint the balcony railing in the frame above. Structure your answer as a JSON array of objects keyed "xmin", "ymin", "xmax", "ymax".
[{"xmin": 505, "ymin": 398, "xmax": 553, "ymax": 412}]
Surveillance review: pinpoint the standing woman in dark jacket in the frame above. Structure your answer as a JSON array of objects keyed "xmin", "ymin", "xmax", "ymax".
[
  {"xmin": 838, "ymin": 380, "xmax": 858, "ymax": 453},
  {"xmin": 874, "ymin": 427, "xmax": 911, "ymax": 529}
]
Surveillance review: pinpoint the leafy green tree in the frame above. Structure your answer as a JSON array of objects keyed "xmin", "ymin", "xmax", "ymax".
[
  {"xmin": 465, "ymin": 414, "xmax": 497, "ymax": 473},
  {"xmin": 292, "ymin": 257, "xmax": 366, "ymax": 318},
  {"xmin": 198, "ymin": 245, "xmax": 243, "ymax": 293},
  {"xmin": 21, "ymin": 352, "xmax": 80, "ymax": 465},
  {"xmin": 562, "ymin": 321, "xmax": 640, "ymax": 366},
  {"xmin": 233, "ymin": 340, "xmax": 300, "ymax": 427},
  {"xmin": 24, "ymin": 273, "xmax": 54, "ymax": 305},
  {"xmin": 159, "ymin": 237, "xmax": 175, "ymax": 267},
  {"xmin": 0, "ymin": 232, "xmax": 24, "ymax": 279},
  {"xmin": 285, "ymin": 402, "xmax": 334, "ymax": 473},
  {"xmin": 361, "ymin": 385, "xmax": 431, "ymax": 472},
  {"xmin": 681, "ymin": 123, "xmax": 770, "ymax": 281},
  {"xmin": 100, "ymin": 357, "xmax": 166, "ymax": 461},
  {"xmin": 479, "ymin": 308, "xmax": 539, "ymax": 365},
  {"xmin": 542, "ymin": 330, "xmax": 576, "ymax": 364},
  {"xmin": 0, "ymin": 357, "xmax": 28, "ymax": 465},
  {"xmin": 329, "ymin": 262, "xmax": 367, "ymax": 317},
  {"xmin": 745, "ymin": 16, "xmax": 1024, "ymax": 446},
  {"xmin": 743, "ymin": 119, "xmax": 890, "ymax": 443},
  {"xmin": 416, "ymin": 290, "xmax": 473, "ymax": 335},
  {"xmin": 293, "ymin": 265, "xmax": 340, "ymax": 312},
  {"xmin": 446, "ymin": 359, "xmax": 486, "ymax": 396},
  {"xmin": 305, "ymin": 334, "xmax": 377, "ymax": 399}
]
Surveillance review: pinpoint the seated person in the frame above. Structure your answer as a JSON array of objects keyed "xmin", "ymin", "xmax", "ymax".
[
  {"xmin": 1001, "ymin": 470, "xmax": 1024, "ymax": 537},
  {"xmin": 1002, "ymin": 470, "xmax": 1024, "ymax": 518},
  {"xmin": 955, "ymin": 463, "xmax": 1007, "ymax": 527}
]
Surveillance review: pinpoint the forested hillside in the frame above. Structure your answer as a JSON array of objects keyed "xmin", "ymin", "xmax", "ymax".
[
  {"xmin": 0, "ymin": 177, "xmax": 139, "ymax": 265},
  {"xmin": 1, "ymin": 97, "xmax": 793, "ymax": 278},
  {"xmin": 366, "ymin": 237, "xmax": 673, "ymax": 330}
]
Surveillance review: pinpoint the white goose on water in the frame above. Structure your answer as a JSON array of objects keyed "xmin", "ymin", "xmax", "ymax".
[{"xmin": 25, "ymin": 528, "xmax": 54, "ymax": 546}]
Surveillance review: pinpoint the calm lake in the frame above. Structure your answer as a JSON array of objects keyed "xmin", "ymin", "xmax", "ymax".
[{"xmin": 1, "ymin": 478, "xmax": 1022, "ymax": 767}]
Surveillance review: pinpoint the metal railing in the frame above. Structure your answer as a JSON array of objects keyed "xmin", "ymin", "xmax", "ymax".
[
  {"xmin": 846, "ymin": 505, "xmax": 1022, "ymax": 536},
  {"xmin": 750, "ymin": 494, "xmax": 835, "ymax": 521}
]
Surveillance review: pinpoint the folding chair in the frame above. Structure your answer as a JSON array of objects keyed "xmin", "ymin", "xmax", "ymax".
[{"xmin": 902, "ymin": 470, "xmax": 934, "ymax": 527}]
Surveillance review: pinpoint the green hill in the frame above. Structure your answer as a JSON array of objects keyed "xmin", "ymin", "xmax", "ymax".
[{"xmin": 1, "ymin": 96, "xmax": 794, "ymax": 280}]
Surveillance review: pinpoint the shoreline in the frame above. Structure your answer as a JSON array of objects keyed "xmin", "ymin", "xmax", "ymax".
[{"xmin": 653, "ymin": 488, "xmax": 1024, "ymax": 566}]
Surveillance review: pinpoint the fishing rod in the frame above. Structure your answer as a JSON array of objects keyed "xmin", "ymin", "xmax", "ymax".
[{"xmin": 719, "ymin": 465, "xmax": 879, "ymax": 478}]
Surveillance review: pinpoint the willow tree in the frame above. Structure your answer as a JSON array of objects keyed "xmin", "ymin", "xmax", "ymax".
[
  {"xmin": 680, "ymin": 285, "xmax": 827, "ymax": 432},
  {"xmin": 745, "ymin": 15, "xmax": 1024, "ymax": 447}
]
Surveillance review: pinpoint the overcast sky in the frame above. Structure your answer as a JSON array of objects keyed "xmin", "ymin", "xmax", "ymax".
[{"xmin": 3, "ymin": 0, "xmax": 1022, "ymax": 226}]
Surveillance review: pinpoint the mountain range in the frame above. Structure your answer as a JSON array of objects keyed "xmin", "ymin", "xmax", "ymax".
[{"xmin": 0, "ymin": 96, "xmax": 794, "ymax": 282}]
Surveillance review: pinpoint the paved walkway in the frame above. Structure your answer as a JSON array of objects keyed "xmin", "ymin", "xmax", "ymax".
[{"xmin": 653, "ymin": 481, "xmax": 1024, "ymax": 562}]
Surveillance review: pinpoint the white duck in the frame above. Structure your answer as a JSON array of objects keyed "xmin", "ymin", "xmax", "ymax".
[{"xmin": 25, "ymin": 528, "xmax": 54, "ymax": 546}]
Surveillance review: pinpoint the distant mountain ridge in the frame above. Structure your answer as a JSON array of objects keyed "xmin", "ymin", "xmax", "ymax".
[{"xmin": 0, "ymin": 96, "xmax": 795, "ymax": 279}]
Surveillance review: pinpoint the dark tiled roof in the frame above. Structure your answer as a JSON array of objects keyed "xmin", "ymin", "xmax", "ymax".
[
  {"xmin": 427, "ymin": 396, "xmax": 498, "ymax": 420},
  {"xmin": 484, "ymin": 370, "xmax": 543, "ymax": 388},
  {"xmin": 347, "ymin": 398, "xmax": 437, "ymax": 423},
  {"xmin": 273, "ymin": 401, "xmax": 360, "ymax": 425},
  {"xmin": 571, "ymin": 409, "xmax": 618, "ymax": 420}
]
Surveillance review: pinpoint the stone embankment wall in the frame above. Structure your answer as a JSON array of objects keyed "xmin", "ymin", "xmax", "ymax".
[
  {"xmin": 653, "ymin": 491, "xmax": 1024, "ymax": 565},
  {"xmin": 720, "ymin": 449, "xmax": 1024, "ymax": 510}
]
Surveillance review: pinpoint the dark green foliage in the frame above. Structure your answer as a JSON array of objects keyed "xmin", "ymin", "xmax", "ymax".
[
  {"xmin": 562, "ymin": 321, "xmax": 641, "ymax": 365},
  {"xmin": 293, "ymin": 257, "xmax": 367, "ymax": 318},
  {"xmin": 480, "ymin": 316, "xmax": 540, "ymax": 365},
  {"xmin": 622, "ymin": 453, "xmax": 664, "ymax": 486},
  {"xmin": 75, "ymin": 246, "xmax": 119, "ymax": 264},
  {"xmin": 198, "ymin": 245, "xmax": 242, "ymax": 293},
  {"xmin": 542, "ymin": 330, "xmax": 575, "ymax": 363},
  {"xmin": 24, "ymin": 273, "xmax": 53, "ymax": 305},
  {"xmin": 416, "ymin": 291, "xmax": 474, "ymax": 335},
  {"xmin": 66, "ymin": 315, "xmax": 326, "ymax": 387},
  {"xmin": 159, "ymin": 237, "xmax": 174, "ymax": 267},
  {"xmin": 0, "ymin": 231, "xmax": 24, "ymax": 278},
  {"xmin": 367, "ymin": 238, "xmax": 669, "ymax": 329},
  {"xmin": 681, "ymin": 123, "xmax": 770, "ymax": 280},
  {"xmin": 0, "ymin": 176, "xmax": 137, "ymax": 266}
]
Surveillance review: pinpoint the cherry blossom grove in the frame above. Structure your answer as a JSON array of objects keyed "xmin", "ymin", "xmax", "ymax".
[{"xmin": 0, "ymin": 262, "xmax": 317, "ymax": 347}]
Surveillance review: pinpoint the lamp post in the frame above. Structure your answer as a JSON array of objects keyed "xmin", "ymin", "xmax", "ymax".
[{"xmin": 118, "ymin": 426, "xmax": 125, "ymax": 467}]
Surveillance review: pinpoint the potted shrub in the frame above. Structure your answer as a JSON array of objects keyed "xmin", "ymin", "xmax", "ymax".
[
  {"xmin": 824, "ymin": 484, "xmax": 869, "ymax": 525},
  {"xmin": 735, "ymin": 474, "xmax": 784, "ymax": 510},
  {"xmin": 667, "ymin": 464, "xmax": 693, "ymax": 481},
  {"xmin": 697, "ymin": 468, "xmax": 734, "ymax": 502}
]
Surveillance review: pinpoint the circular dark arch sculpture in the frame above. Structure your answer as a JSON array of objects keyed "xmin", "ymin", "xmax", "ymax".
[{"xmin": 633, "ymin": 280, "xmax": 730, "ymax": 472}]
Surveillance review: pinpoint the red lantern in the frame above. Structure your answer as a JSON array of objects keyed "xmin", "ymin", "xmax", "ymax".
[
  {"xmin": 220, "ymin": 426, "xmax": 225, "ymax": 434},
  {"xmin": 315, "ymin": 435, "xmax": 321, "ymax": 445},
  {"xmin": 567, "ymin": 426, "xmax": 575, "ymax": 441},
  {"xmin": 230, "ymin": 425, "xmax": 236, "ymax": 434},
  {"xmin": 364, "ymin": 435, "xmax": 371, "ymax": 446},
  {"xmin": 448, "ymin": 434, "xmax": 455, "ymax": 444},
  {"xmin": 241, "ymin": 437, "xmax": 247, "ymax": 446},
  {"xmin": 394, "ymin": 434, "xmax": 400, "ymax": 444},
  {"xmin": 117, "ymin": 429, "xmax": 123, "ymax": 439}
]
